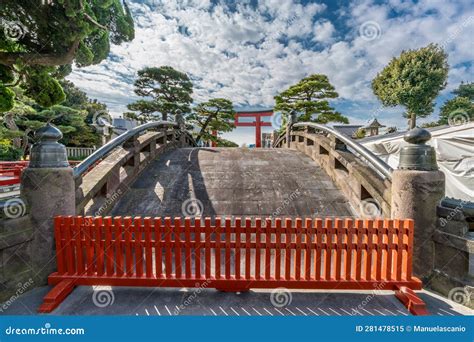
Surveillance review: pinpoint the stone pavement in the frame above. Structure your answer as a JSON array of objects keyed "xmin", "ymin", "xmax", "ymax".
[
  {"xmin": 112, "ymin": 147, "xmax": 354, "ymax": 218},
  {"xmin": 2, "ymin": 285, "xmax": 471, "ymax": 316}
]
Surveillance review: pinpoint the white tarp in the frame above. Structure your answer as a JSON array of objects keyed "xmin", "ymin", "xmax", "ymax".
[{"xmin": 361, "ymin": 123, "xmax": 474, "ymax": 201}]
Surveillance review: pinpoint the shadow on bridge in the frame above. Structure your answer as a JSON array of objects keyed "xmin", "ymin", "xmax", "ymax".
[{"xmin": 112, "ymin": 148, "xmax": 218, "ymax": 218}]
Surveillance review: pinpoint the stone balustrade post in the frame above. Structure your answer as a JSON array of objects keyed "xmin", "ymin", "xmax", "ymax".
[
  {"xmin": 286, "ymin": 111, "xmax": 296, "ymax": 148},
  {"xmin": 391, "ymin": 128, "xmax": 445, "ymax": 281},
  {"xmin": 176, "ymin": 113, "xmax": 186, "ymax": 148},
  {"xmin": 21, "ymin": 124, "xmax": 75, "ymax": 284}
]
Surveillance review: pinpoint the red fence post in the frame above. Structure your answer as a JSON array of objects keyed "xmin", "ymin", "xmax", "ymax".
[
  {"xmin": 144, "ymin": 217, "xmax": 153, "ymax": 278},
  {"xmin": 235, "ymin": 218, "xmax": 242, "ymax": 280},
  {"xmin": 215, "ymin": 217, "xmax": 221, "ymax": 279},
  {"xmin": 154, "ymin": 218, "xmax": 163, "ymax": 278},
  {"xmin": 175, "ymin": 217, "xmax": 182, "ymax": 279},
  {"xmin": 275, "ymin": 218, "xmax": 282, "ymax": 280},
  {"xmin": 225, "ymin": 218, "xmax": 232, "ymax": 280},
  {"xmin": 184, "ymin": 217, "xmax": 192, "ymax": 279},
  {"xmin": 194, "ymin": 218, "xmax": 201, "ymax": 279},
  {"xmin": 114, "ymin": 217, "xmax": 124, "ymax": 276},
  {"xmin": 265, "ymin": 218, "xmax": 272, "ymax": 280}
]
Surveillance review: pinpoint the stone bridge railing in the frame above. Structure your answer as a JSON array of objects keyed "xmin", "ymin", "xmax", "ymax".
[
  {"xmin": 74, "ymin": 121, "xmax": 196, "ymax": 216},
  {"xmin": 273, "ymin": 122, "xmax": 393, "ymax": 218}
]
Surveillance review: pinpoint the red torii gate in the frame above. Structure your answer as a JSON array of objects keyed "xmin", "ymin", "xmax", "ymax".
[
  {"xmin": 234, "ymin": 109, "xmax": 273, "ymax": 148},
  {"xmin": 211, "ymin": 109, "xmax": 273, "ymax": 148}
]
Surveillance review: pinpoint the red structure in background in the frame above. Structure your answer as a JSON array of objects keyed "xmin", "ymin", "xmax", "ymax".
[
  {"xmin": 234, "ymin": 110, "xmax": 273, "ymax": 148},
  {"xmin": 0, "ymin": 161, "xmax": 28, "ymax": 186},
  {"xmin": 0, "ymin": 160, "xmax": 85, "ymax": 187},
  {"xmin": 209, "ymin": 109, "xmax": 273, "ymax": 147}
]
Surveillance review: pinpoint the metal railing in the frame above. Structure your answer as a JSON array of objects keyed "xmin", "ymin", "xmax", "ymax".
[
  {"xmin": 73, "ymin": 121, "xmax": 193, "ymax": 178},
  {"xmin": 274, "ymin": 122, "xmax": 393, "ymax": 180},
  {"xmin": 66, "ymin": 147, "xmax": 96, "ymax": 159}
]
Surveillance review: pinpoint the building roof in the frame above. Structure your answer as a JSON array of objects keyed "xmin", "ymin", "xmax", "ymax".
[
  {"xmin": 332, "ymin": 125, "xmax": 363, "ymax": 138},
  {"xmin": 365, "ymin": 118, "xmax": 385, "ymax": 128}
]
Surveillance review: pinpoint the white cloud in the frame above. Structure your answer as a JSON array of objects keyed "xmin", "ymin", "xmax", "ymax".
[
  {"xmin": 67, "ymin": 0, "xmax": 473, "ymax": 144},
  {"xmin": 313, "ymin": 20, "xmax": 335, "ymax": 43}
]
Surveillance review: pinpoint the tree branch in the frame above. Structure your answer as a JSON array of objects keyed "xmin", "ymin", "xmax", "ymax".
[
  {"xmin": 80, "ymin": 0, "xmax": 108, "ymax": 31},
  {"xmin": 0, "ymin": 39, "xmax": 80, "ymax": 66}
]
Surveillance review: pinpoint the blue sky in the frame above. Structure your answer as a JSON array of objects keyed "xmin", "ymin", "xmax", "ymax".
[{"xmin": 68, "ymin": 0, "xmax": 474, "ymax": 145}]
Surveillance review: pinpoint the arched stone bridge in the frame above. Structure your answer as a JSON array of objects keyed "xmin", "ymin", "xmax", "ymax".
[
  {"xmin": 1, "ymin": 120, "xmax": 471, "ymax": 314},
  {"xmin": 76, "ymin": 122, "xmax": 390, "ymax": 220}
]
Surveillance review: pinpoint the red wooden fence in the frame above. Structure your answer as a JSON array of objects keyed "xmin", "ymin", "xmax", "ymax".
[
  {"xmin": 0, "ymin": 161, "xmax": 28, "ymax": 186},
  {"xmin": 39, "ymin": 216, "xmax": 426, "ymax": 314},
  {"xmin": 0, "ymin": 160, "xmax": 85, "ymax": 187}
]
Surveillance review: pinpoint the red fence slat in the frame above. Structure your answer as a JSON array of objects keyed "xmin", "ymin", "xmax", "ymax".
[
  {"xmin": 144, "ymin": 218, "xmax": 153, "ymax": 278},
  {"xmin": 114, "ymin": 217, "xmax": 124, "ymax": 276}
]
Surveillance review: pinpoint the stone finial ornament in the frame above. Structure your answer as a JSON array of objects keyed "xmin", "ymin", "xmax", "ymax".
[
  {"xmin": 398, "ymin": 127, "xmax": 438, "ymax": 171},
  {"xmin": 28, "ymin": 123, "xmax": 69, "ymax": 168}
]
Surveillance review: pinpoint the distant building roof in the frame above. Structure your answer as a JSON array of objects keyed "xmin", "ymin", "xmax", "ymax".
[
  {"xmin": 333, "ymin": 125, "xmax": 363, "ymax": 138},
  {"xmin": 365, "ymin": 118, "xmax": 385, "ymax": 128},
  {"xmin": 113, "ymin": 118, "xmax": 137, "ymax": 132}
]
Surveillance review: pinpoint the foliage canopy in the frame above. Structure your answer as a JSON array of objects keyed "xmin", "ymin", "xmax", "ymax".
[
  {"xmin": 274, "ymin": 74, "xmax": 348, "ymax": 126},
  {"xmin": 0, "ymin": 0, "xmax": 135, "ymax": 111},
  {"xmin": 372, "ymin": 43, "xmax": 448, "ymax": 128},
  {"xmin": 188, "ymin": 98, "xmax": 236, "ymax": 144},
  {"xmin": 127, "ymin": 66, "xmax": 193, "ymax": 121}
]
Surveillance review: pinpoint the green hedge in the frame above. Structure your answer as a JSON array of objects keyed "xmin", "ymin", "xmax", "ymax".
[{"xmin": 0, "ymin": 139, "xmax": 22, "ymax": 161}]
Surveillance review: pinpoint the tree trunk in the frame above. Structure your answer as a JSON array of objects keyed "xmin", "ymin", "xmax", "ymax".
[
  {"xmin": 21, "ymin": 130, "xmax": 31, "ymax": 157},
  {"xmin": 410, "ymin": 112, "xmax": 416, "ymax": 129},
  {"xmin": 195, "ymin": 114, "xmax": 215, "ymax": 144},
  {"xmin": 3, "ymin": 113, "xmax": 21, "ymax": 148},
  {"xmin": 0, "ymin": 40, "xmax": 80, "ymax": 67}
]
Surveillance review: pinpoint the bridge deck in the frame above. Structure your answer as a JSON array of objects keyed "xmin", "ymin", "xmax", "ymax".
[{"xmin": 111, "ymin": 147, "xmax": 354, "ymax": 218}]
